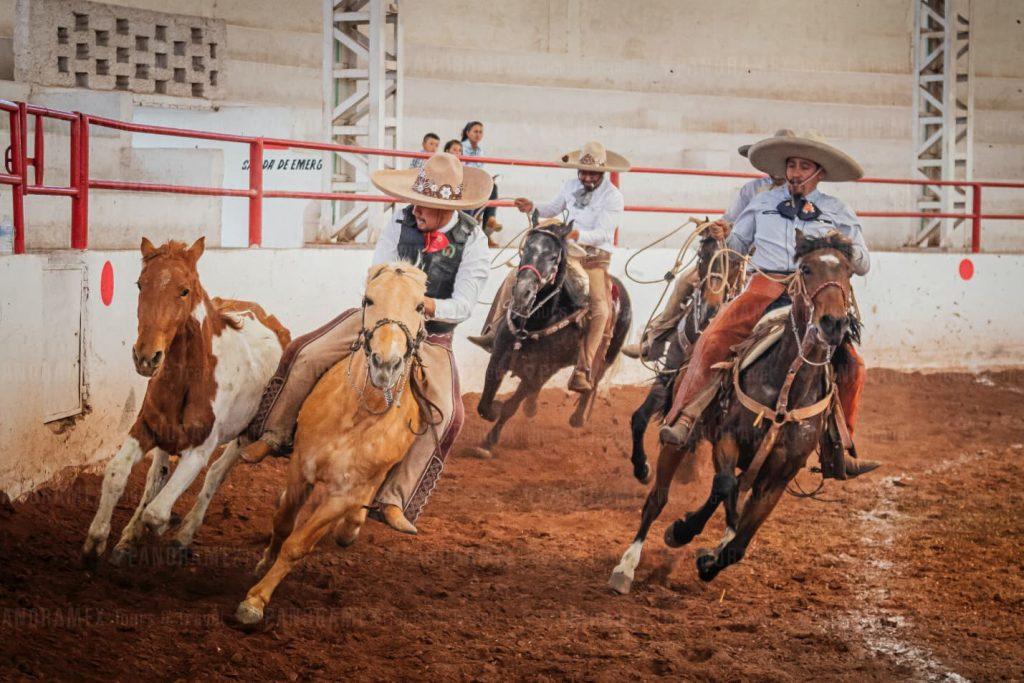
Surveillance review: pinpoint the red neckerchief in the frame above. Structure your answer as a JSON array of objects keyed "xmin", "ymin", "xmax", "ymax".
[{"xmin": 423, "ymin": 229, "xmax": 450, "ymax": 254}]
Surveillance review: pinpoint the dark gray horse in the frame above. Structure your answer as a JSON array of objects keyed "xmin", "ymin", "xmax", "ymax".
[
  {"xmin": 470, "ymin": 219, "xmax": 632, "ymax": 459},
  {"xmin": 611, "ymin": 232, "xmax": 861, "ymax": 592},
  {"xmin": 628, "ymin": 236, "xmax": 745, "ymax": 484}
]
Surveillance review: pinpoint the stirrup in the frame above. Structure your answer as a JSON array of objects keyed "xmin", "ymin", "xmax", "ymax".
[{"xmin": 659, "ymin": 416, "xmax": 693, "ymax": 446}]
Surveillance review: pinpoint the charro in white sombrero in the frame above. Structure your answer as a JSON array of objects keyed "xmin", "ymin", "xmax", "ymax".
[
  {"xmin": 371, "ymin": 152, "xmax": 493, "ymax": 210},
  {"xmin": 747, "ymin": 129, "xmax": 863, "ymax": 182},
  {"xmin": 737, "ymin": 128, "xmax": 795, "ymax": 158},
  {"xmin": 559, "ymin": 140, "xmax": 630, "ymax": 173}
]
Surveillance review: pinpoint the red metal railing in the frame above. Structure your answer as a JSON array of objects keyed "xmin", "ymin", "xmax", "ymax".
[{"xmin": 2, "ymin": 97, "xmax": 1023, "ymax": 255}]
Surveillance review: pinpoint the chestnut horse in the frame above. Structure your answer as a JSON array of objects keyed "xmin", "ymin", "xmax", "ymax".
[
  {"xmin": 83, "ymin": 238, "xmax": 290, "ymax": 566},
  {"xmin": 611, "ymin": 232, "xmax": 859, "ymax": 592},
  {"xmin": 235, "ymin": 263, "xmax": 428, "ymax": 625}
]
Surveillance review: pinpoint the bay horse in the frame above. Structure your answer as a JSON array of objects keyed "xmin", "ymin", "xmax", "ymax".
[
  {"xmin": 470, "ymin": 219, "xmax": 632, "ymax": 459},
  {"xmin": 82, "ymin": 237, "xmax": 290, "ymax": 566},
  {"xmin": 628, "ymin": 235, "xmax": 745, "ymax": 483},
  {"xmin": 235, "ymin": 263, "xmax": 429, "ymax": 625},
  {"xmin": 610, "ymin": 232, "xmax": 858, "ymax": 592}
]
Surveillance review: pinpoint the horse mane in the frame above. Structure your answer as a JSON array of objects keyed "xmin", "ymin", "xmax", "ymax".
[
  {"xmin": 142, "ymin": 240, "xmax": 189, "ymax": 262},
  {"xmin": 795, "ymin": 232, "xmax": 854, "ymax": 262}
]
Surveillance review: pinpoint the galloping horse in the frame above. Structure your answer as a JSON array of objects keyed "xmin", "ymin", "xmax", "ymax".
[
  {"xmin": 628, "ymin": 235, "xmax": 745, "ymax": 483},
  {"xmin": 236, "ymin": 263, "xmax": 429, "ymax": 625},
  {"xmin": 470, "ymin": 219, "xmax": 632, "ymax": 459},
  {"xmin": 83, "ymin": 238, "xmax": 290, "ymax": 566},
  {"xmin": 610, "ymin": 232, "xmax": 858, "ymax": 592}
]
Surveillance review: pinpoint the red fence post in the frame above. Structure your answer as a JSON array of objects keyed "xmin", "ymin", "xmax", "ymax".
[
  {"xmin": 249, "ymin": 138, "xmax": 264, "ymax": 247},
  {"xmin": 9, "ymin": 107, "xmax": 25, "ymax": 254},
  {"xmin": 971, "ymin": 184, "xmax": 982, "ymax": 254},
  {"xmin": 610, "ymin": 170, "xmax": 620, "ymax": 246},
  {"xmin": 70, "ymin": 114, "xmax": 89, "ymax": 249}
]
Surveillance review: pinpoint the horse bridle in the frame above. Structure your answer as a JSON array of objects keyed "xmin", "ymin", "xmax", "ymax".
[
  {"xmin": 508, "ymin": 228, "xmax": 567, "ymax": 327},
  {"xmin": 348, "ymin": 297, "xmax": 426, "ymax": 412},
  {"xmin": 787, "ymin": 259, "xmax": 852, "ymax": 367}
]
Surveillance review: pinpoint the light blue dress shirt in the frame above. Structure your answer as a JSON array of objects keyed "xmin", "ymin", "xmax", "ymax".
[
  {"xmin": 727, "ymin": 185, "xmax": 870, "ymax": 275},
  {"xmin": 461, "ymin": 140, "xmax": 484, "ymax": 168}
]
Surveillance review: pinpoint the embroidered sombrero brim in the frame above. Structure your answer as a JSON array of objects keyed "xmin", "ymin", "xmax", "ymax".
[
  {"xmin": 371, "ymin": 166, "xmax": 493, "ymax": 210},
  {"xmin": 558, "ymin": 149, "xmax": 631, "ymax": 173},
  {"xmin": 747, "ymin": 136, "xmax": 863, "ymax": 182}
]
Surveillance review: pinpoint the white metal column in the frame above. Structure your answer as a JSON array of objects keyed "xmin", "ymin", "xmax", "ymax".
[
  {"xmin": 322, "ymin": 0, "xmax": 402, "ymax": 243},
  {"xmin": 907, "ymin": 0, "xmax": 974, "ymax": 250}
]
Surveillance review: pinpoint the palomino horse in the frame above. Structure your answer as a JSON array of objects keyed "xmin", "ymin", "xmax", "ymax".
[
  {"xmin": 235, "ymin": 263, "xmax": 429, "ymax": 625},
  {"xmin": 470, "ymin": 219, "xmax": 632, "ymax": 458},
  {"xmin": 628, "ymin": 235, "xmax": 745, "ymax": 483},
  {"xmin": 610, "ymin": 232, "xmax": 858, "ymax": 592},
  {"xmin": 82, "ymin": 238, "xmax": 290, "ymax": 566}
]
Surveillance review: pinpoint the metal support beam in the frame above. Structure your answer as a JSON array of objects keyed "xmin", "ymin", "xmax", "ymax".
[
  {"xmin": 907, "ymin": 0, "xmax": 974, "ymax": 250},
  {"xmin": 322, "ymin": 0, "xmax": 401, "ymax": 243}
]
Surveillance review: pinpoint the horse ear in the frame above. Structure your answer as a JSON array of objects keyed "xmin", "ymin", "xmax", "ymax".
[
  {"xmin": 530, "ymin": 208, "xmax": 540, "ymax": 228},
  {"xmin": 553, "ymin": 220, "xmax": 574, "ymax": 239},
  {"xmin": 794, "ymin": 229, "xmax": 806, "ymax": 251},
  {"xmin": 140, "ymin": 237, "xmax": 156, "ymax": 257},
  {"xmin": 186, "ymin": 236, "xmax": 206, "ymax": 265}
]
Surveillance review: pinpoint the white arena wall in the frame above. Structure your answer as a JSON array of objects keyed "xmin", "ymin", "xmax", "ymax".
[{"xmin": 1, "ymin": 247, "xmax": 1022, "ymax": 500}]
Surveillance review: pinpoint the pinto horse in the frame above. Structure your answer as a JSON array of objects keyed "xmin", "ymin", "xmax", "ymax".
[
  {"xmin": 628, "ymin": 236, "xmax": 745, "ymax": 483},
  {"xmin": 610, "ymin": 232, "xmax": 859, "ymax": 592},
  {"xmin": 82, "ymin": 238, "xmax": 290, "ymax": 566},
  {"xmin": 470, "ymin": 219, "xmax": 632, "ymax": 459},
  {"xmin": 235, "ymin": 263, "xmax": 429, "ymax": 625}
]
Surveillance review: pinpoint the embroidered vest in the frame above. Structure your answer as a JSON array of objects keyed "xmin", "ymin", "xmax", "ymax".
[{"xmin": 396, "ymin": 206, "xmax": 479, "ymax": 334}]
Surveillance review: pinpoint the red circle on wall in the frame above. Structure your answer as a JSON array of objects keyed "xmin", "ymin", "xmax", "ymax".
[
  {"xmin": 958, "ymin": 258, "xmax": 974, "ymax": 281},
  {"xmin": 100, "ymin": 261, "xmax": 114, "ymax": 306}
]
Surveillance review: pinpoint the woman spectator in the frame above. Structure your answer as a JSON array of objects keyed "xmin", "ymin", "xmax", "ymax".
[{"xmin": 461, "ymin": 121, "xmax": 501, "ymax": 241}]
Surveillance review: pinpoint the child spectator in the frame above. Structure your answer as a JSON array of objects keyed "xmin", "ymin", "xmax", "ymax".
[
  {"xmin": 410, "ymin": 133, "xmax": 440, "ymax": 169},
  {"xmin": 443, "ymin": 139, "xmax": 462, "ymax": 155}
]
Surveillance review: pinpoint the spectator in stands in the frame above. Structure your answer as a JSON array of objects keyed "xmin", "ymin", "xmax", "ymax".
[
  {"xmin": 443, "ymin": 139, "xmax": 463, "ymax": 155},
  {"xmin": 410, "ymin": 133, "xmax": 440, "ymax": 169},
  {"xmin": 460, "ymin": 121, "xmax": 502, "ymax": 242}
]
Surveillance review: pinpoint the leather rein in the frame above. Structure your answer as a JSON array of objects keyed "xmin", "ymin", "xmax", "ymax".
[
  {"xmin": 347, "ymin": 298, "xmax": 426, "ymax": 415},
  {"xmin": 505, "ymin": 228, "xmax": 582, "ymax": 349}
]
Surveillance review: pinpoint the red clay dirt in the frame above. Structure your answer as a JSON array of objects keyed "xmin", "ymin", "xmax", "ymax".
[{"xmin": 1, "ymin": 369, "xmax": 1022, "ymax": 681}]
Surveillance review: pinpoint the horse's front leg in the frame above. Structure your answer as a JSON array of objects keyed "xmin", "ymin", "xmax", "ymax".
[
  {"xmin": 663, "ymin": 434, "xmax": 738, "ymax": 549},
  {"xmin": 109, "ymin": 447, "xmax": 171, "ymax": 566},
  {"xmin": 629, "ymin": 379, "xmax": 669, "ymax": 485},
  {"xmin": 141, "ymin": 438, "xmax": 220, "ymax": 536},
  {"xmin": 170, "ymin": 439, "xmax": 243, "ymax": 557},
  {"xmin": 82, "ymin": 430, "xmax": 153, "ymax": 566},
  {"xmin": 470, "ymin": 381, "xmax": 536, "ymax": 459},
  {"xmin": 609, "ymin": 441, "xmax": 689, "ymax": 594},
  {"xmin": 477, "ymin": 335, "xmax": 514, "ymax": 422}
]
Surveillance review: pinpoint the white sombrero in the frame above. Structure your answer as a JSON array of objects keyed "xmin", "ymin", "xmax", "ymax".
[
  {"xmin": 371, "ymin": 152, "xmax": 493, "ymax": 210},
  {"xmin": 558, "ymin": 140, "xmax": 630, "ymax": 173},
  {"xmin": 738, "ymin": 128, "xmax": 795, "ymax": 158},
  {"xmin": 747, "ymin": 129, "xmax": 863, "ymax": 182}
]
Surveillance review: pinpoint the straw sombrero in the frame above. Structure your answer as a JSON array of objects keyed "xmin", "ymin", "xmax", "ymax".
[
  {"xmin": 371, "ymin": 152, "xmax": 493, "ymax": 210},
  {"xmin": 738, "ymin": 128, "xmax": 795, "ymax": 158},
  {"xmin": 558, "ymin": 141, "xmax": 630, "ymax": 173},
  {"xmin": 747, "ymin": 130, "xmax": 863, "ymax": 182}
]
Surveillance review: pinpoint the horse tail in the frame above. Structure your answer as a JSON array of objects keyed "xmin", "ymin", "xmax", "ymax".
[{"xmin": 605, "ymin": 276, "xmax": 632, "ymax": 363}]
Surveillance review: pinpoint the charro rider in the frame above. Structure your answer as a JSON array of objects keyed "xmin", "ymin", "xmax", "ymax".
[
  {"xmin": 621, "ymin": 130, "xmax": 792, "ymax": 361},
  {"xmin": 242, "ymin": 152, "xmax": 492, "ymax": 533},
  {"xmin": 469, "ymin": 140, "xmax": 629, "ymax": 393},
  {"xmin": 658, "ymin": 130, "xmax": 878, "ymax": 479}
]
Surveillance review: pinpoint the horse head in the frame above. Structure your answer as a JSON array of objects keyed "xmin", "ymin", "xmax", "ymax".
[
  {"xmin": 360, "ymin": 262, "xmax": 428, "ymax": 390},
  {"xmin": 793, "ymin": 230, "xmax": 855, "ymax": 347},
  {"xmin": 510, "ymin": 219, "xmax": 572, "ymax": 319},
  {"xmin": 133, "ymin": 237, "xmax": 206, "ymax": 377}
]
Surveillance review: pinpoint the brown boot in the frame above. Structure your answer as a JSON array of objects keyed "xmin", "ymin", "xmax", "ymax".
[
  {"xmin": 240, "ymin": 439, "xmax": 275, "ymax": 464},
  {"xmin": 381, "ymin": 504, "xmax": 417, "ymax": 535},
  {"xmin": 840, "ymin": 455, "xmax": 880, "ymax": 479},
  {"xmin": 659, "ymin": 415, "xmax": 694, "ymax": 446},
  {"xmin": 468, "ymin": 331, "xmax": 495, "ymax": 350},
  {"xmin": 620, "ymin": 342, "xmax": 643, "ymax": 359},
  {"xmin": 568, "ymin": 369, "xmax": 593, "ymax": 393}
]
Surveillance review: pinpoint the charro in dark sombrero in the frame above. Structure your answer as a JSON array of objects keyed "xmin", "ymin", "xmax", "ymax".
[
  {"xmin": 747, "ymin": 129, "xmax": 864, "ymax": 182},
  {"xmin": 371, "ymin": 152, "xmax": 494, "ymax": 210},
  {"xmin": 559, "ymin": 140, "xmax": 631, "ymax": 173}
]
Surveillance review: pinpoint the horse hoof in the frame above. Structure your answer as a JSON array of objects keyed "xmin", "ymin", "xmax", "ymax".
[
  {"xmin": 633, "ymin": 462, "xmax": 651, "ymax": 485},
  {"xmin": 234, "ymin": 600, "xmax": 264, "ymax": 626},
  {"xmin": 108, "ymin": 545, "xmax": 135, "ymax": 567},
  {"xmin": 478, "ymin": 400, "xmax": 502, "ymax": 422},
  {"xmin": 81, "ymin": 548, "xmax": 101, "ymax": 572},
  {"xmin": 465, "ymin": 446, "xmax": 493, "ymax": 460},
  {"xmin": 569, "ymin": 412, "xmax": 586, "ymax": 429},
  {"xmin": 523, "ymin": 396, "xmax": 539, "ymax": 417},
  {"xmin": 696, "ymin": 550, "xmax": 719, "ymax": 582},
  {"xmin": 608, "ymin": 569, "xmax": 634, "ymax": 595},
  {"xmin": 166, "ymin": 540, "xmax": 195, "ymax": 565}
]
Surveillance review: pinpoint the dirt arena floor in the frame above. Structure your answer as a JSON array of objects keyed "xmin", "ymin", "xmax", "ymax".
[{"xmin": 1, "ymin": 369, "xmax": 1022, "ymax": 681}]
